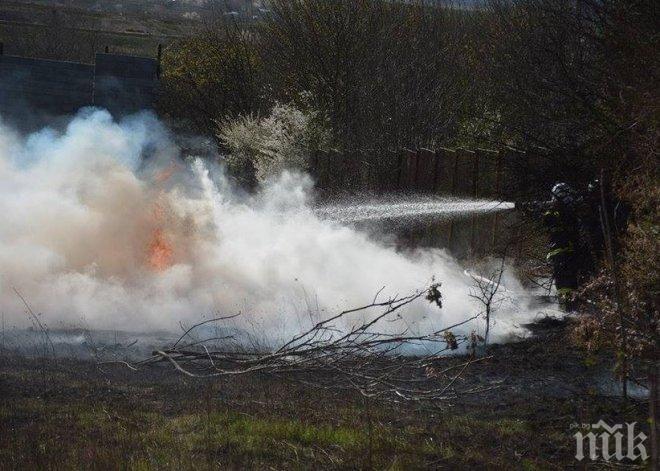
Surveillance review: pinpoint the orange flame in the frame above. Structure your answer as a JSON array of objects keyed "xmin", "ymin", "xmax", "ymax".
[
  {"xmin": 147, "ymin": 228, "xmax": 173, "ymax": 272},
  {"xmin": 146, "ymin": 166, "xmax": 179, "ymax": 272},
  {"xmin": 154, "ymin": 161, "xmax": 178, "ymax": 185}
]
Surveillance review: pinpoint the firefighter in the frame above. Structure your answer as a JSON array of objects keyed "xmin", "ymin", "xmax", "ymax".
[
  {"xmin": 517, "ymin": 182, "xmax": 604, "ymax": 308},
  {"xmin": 543, "ymin": 183, "xmax": 583, "ymax": 308}
]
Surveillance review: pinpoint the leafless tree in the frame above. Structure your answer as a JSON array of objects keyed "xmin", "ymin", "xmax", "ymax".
[
  {"xmin": 260, "ymin": 0, "xmax": 474, "ymax": 155},
  {"xmin": 468, "ymin": 258, "xmax": 506, "ymax": 349}
]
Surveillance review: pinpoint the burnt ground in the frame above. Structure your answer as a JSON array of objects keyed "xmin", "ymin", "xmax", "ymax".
[{"xmin": 0, "ymin": 319, "xmax": 650, "ymax": 470}]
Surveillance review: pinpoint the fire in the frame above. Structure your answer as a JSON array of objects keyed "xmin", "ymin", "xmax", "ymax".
[
  {"xmin": 146, "ymin": 164, "xmax": 180, "ymax": 272},
  {"xmin": 147, "ymin": 193, "xmax": 173, "ymax": 272},
  {"xmin": 153, "ymin": 161, "xmax": 178, "ymax": 185},
  {"xmin": 147, "ymin": 228, "xmax": 173, "ymax": 272}
]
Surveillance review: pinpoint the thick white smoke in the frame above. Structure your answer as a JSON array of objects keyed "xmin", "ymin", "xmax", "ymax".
[{"xmin": 0, "ymin": 109, "xmax": 541, "ymax": 344}]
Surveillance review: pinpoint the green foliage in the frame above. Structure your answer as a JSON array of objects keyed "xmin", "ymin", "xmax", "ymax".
[
  {"xmin": 159, "ymin": 1, "xmax": 477, "ymax": 156},
  {"xmin": 159, "ymin": 26, "xmax": 265, "ymax": 134},
  {"xmin": 0, "ymin": 396, "xmax": 551, "ymax": 470}
]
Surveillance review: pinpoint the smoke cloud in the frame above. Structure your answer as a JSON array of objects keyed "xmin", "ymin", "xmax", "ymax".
[{"xmin": 0, "ymin": 109, "xmax": 543, "ymax": 344}]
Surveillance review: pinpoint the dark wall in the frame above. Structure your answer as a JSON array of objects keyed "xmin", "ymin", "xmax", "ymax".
[
  {"xmin": 93, "ymin": 53, "xmax": 158, "ymax": 115},
  {"xmin": 0, "ymin": 53, "xmax": 158, "ymax": 119},
  {"xmin": 0, "ymin": 56, "xmax": 94, "ymax": 115}
]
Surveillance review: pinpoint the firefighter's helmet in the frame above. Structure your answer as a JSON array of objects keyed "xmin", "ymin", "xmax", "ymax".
[{"xmin": 551, "ymin": 183, "xmax": 574, "ymax": 204}]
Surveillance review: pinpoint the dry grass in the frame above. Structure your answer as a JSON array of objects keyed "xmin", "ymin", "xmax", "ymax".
[{"xmin": 0, "ymin": 322, "xmax": 649, "ymax": 469}]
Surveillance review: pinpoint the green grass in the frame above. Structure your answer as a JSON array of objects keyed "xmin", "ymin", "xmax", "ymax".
[
  {"xmin": 0, "ymin": 394, "xmax": 557, "ymax": 470},
  {"xmin": 0, "ymin": 328, "xmax": 649, "ymax": 470}
]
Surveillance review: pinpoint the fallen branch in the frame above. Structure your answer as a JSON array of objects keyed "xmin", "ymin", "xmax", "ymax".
[{"xmin": 105, "ymin": 283, "xmax": 489, "ymax": 402}]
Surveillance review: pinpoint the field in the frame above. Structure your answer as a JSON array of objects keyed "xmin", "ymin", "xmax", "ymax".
[
  {"xmin": 0, "ymin": 0, "xmax": 656, "ymax": 469},
  {"xmin": 0, "ymin": 320, "xmax": 647, "ymax": 469},
  {"xmin": 0, "ymin": 1, "xmax": 198, "ymax": 61}
]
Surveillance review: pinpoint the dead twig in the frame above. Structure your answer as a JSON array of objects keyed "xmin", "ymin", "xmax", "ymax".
[{"xmin": 110, "ymin": 284, "xmax": 491, "ymax": 403}]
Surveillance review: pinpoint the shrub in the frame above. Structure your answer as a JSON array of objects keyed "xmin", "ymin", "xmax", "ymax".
[{"xmin": 217, "ymin": 103, "xmax": 332, "ymax": 184}]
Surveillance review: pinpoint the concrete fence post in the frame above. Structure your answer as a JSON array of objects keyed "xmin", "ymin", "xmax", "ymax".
[
  {"xmin": 397, "ymin": 150, "xmax": 404, "ymax": 190},
  {"xmin": 472, "ymin": 150, "xmax": 480, "ymax": 199},
  {"xmin": 419, "ymin": 148, "xmax": 434, "ymax": 193},
  {"xmin": 413, "ymin": 149, "xmax": 421, "ymax": 191},
  {"xmin": 402, "ymin": 149, "xmax": 417, "ymax": 191},
  {"xmin": 433, "ymin": 149, "xmax": 441, "ymax": 193},
  {"xmin": 451, "ymin": 151, "xmax": 459, "ymax": 195},
  {"xmin": 495, "ymin": 150, "xmax": 504, "ymax": 199}
]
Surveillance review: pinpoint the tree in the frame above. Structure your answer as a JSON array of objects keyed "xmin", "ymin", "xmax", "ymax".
[
  {"xmin": 482, "ymin": 3, "xmax": 658, "ymax": 464},
  {"xmin": 158, "ymin": 17, "xmax": 265, "ymax": 134},
  {"xmin": 480, "ymin": 0, "xmax": 659, "ymax": 198},
  {"xmin": 259, "ymin": 0, "xmax": 474, "ymax": 154},
  {"xmin": 468, "ymin": 258, "xmax": 506, "ymax": 349}
]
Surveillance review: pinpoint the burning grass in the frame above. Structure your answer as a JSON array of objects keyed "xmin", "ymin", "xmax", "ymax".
[{"xmin": 147, "ymin": 228, "xmax": 174, "ymax": 272}]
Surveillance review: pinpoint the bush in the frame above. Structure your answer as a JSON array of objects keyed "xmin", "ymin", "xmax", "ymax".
[{"xmin": 217, "ymin": 103, "xmax": 332, "ymax": 185}]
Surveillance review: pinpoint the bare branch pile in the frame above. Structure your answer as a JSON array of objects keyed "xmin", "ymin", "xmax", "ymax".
[{"xmin": 107, "ymin": 284, "xmax": 489, "ymax": 402}]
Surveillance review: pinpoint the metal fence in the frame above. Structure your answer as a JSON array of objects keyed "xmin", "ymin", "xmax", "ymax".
[
  {"xmin": 0, "ymin": 52, "xmax": 159, "ymax": 117},
  {"xmin": 309, "ymin": 147, "xmax": 542, "ymax": 198}
]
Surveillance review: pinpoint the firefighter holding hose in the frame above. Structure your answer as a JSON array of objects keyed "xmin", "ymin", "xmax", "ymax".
[
  {"xmin": 518, "ymin": 183, "xmax": 591, "ymax": 309},
  {"xmin": 543, "ymin": 183, "xmax": 583, "ymax": 307}
]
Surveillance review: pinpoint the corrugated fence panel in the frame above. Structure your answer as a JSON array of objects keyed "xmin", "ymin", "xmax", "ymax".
[
  {"xmin": 418, "ymin": 148, "xmax": 436, "ymax": 193},
  {"xmin": 0, "ymin": 53, "xmax": 158, "ymax": 118},
  {"xmin": 0, "ymin": 56, "xmax": 94, "ymax": 115},
  {"xmin": 93, "ymin": 53, "xmax": 158, "ymax": 115}
]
